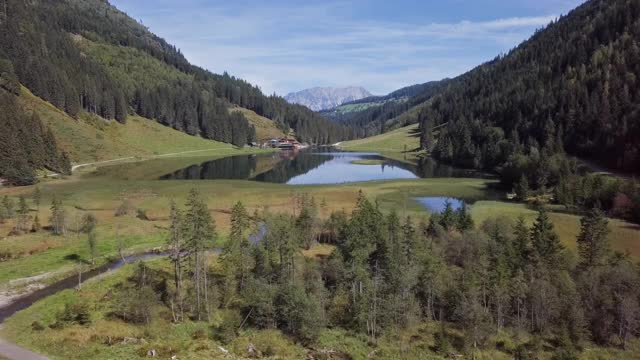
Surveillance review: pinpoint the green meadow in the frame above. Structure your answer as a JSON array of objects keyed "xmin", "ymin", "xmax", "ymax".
[{"xmin": 1, "ymin": 155, "xmax": 638, "ymax": 286}]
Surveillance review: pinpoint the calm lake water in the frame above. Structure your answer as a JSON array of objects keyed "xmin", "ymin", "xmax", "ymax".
[
  {"xmin": 415, "ymin": 197, "xmax": 466, "ymax": 213},
  {"xmin": 158, "ymin": 149, "xmax": 481, "ymax": 185}
]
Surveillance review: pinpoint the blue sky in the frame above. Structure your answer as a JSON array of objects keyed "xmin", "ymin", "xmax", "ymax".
[{"xmin": 110, "ymin": 0, "xmax": 585, "ymax": 96}]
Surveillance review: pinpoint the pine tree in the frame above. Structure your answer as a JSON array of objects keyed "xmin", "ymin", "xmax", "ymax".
[
  {"xmin": 49, "ymin": 196, "xmax": 66, "ymax": 236},
  {"xmin": 2, "ymin": 195, "xmax": 14, "ymax": 219},
  {"xmin": 530, "ymin": 208, "xmax": 563, "ymax": 266},
  {"xmin": 33, "ymin": 186, "xmax": 42, "ymax": 210},
  {"xmin": 32, "ymin": 214, "xmax": 41, "ymax": 232},
  {"xmin": 455, "ymin": 203, "xmax": 474, "ymax": 232},
  {"xmin": 183, "ymin": 188, "xmax": 216, "ymax": 320},
  {"xmin": 82, "ymin": 213, "xmax": 98, "ymax": 265},
  {"xmin": 221, "ymin": 201, "xmax": 252, "ymax": 302},
  {"xmin": 439, "ymin": 200, "xmax": 457, "ymax": 231},
  {"xmin": 422, "ymin": 116, "xmax": 435, "ymax": 152},
  {"xmin": 167, "ymin": 200, "xmax": 184, "ymax": 321},
  {"xmin": 577, "ymin": 208, "xmax": 610, "ymax": 268},
  {"xmin": 512, "ymin": 216, "xmax": 530, "ymax": 271},
  {"xmin": 516, "ymin": 175, "xmax": 530, "ymax": 201},
  {"xmin": 16, "ymin": 195, "xmax": 30, "ymax": 233}
]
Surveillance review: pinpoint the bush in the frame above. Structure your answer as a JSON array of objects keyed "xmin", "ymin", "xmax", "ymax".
[
  {"xmin": 52, "ymin": 300, "xmax": 92, "ymax": 327},
  {"xmin": 31, "ymin": 321, "xmax": 45, "ymax": 331},
  {"xmin": 213, "ymin": 310, "xmax": 242, "ymax": 344},
  {"xmin": 112, "ymin": 285, "xmax": 158, "ymax": 324},
  {"xmin": 136, "ymin": 208, "xmax": 150, "ymax": 221},
  {"xmin": 114, "ymin": 199, "xmax": 132, "ymax": 217}
]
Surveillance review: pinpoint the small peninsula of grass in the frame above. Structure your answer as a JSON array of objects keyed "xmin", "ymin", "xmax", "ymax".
[{"xmin": 350, "ymin": 159, "xmax": 386, "ymax": 165}]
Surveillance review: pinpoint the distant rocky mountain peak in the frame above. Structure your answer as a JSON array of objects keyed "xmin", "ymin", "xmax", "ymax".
[{"xmin": 284, "ymin": 86, "xmax": 372, "ymax": 111}]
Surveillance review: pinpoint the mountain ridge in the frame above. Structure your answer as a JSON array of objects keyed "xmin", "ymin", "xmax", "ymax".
[{"xmin": 285, "ymin": 86, "xmax": 372, "ymax": 111}]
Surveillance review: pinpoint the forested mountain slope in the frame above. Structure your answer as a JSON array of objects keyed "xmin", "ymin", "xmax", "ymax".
[
  {"xmin": 323, "ymin": 80, "xmax": 448, "ymax": 137},
  {"xmin": 17, "ymin": 84, "xmax": 238, "ymax": 164},
  {"xmin": 0, "ymin": 0, "xmax": 352, "ymax": 156},
  {"xmin": 0, "ymin": 61, "xmax": 70, "ymax": 185},
  {"xmin": 419, "ymin": 0, "xmax": 640, "ymax": 174}
]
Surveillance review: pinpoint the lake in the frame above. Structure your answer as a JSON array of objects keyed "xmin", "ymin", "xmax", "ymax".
[
  {"xmin": 157, "ymin": 149, "xmax": 483, "ymax": 185},
  {"xmin": 415, "ymin": 197, "xmax": 466, "ymax": 213}
]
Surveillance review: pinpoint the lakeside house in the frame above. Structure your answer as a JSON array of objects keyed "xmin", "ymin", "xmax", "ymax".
[{"xmin": 267, "ymin": 137, "xmax": 305, "ymax": 150}]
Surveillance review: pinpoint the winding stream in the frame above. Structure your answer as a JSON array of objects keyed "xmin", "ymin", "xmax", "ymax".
[{"xmin": 0, "ymin": 253, "xmax": 166, "ymax": 323}]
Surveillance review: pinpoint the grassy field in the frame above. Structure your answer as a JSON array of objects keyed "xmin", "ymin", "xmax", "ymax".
[
  {"xmin": 1, "ymin": 152, "xmax": 639, "ymax": 359},
  {"xmin": 0, "ymin": 177, "xmax": 489, "ymax": 284},
  {"xmin": 471, "ymin": 201, "xmax": 640, "ymax": 257},
  {"xmin": 1, "ymin": 170, "xmax": 639, "ymax": 288},
  {"xmin": 339, "ymin": 123, "xmax": 421, "ymax": 162},
  {"xmin": 340, "ymin": 123, "xmax": 420, "ymax": 152},
  {"xmin": 350, "ymin": 159, "xmax": 386, "ymax": 165}
]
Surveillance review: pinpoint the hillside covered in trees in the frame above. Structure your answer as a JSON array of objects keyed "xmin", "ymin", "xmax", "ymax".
[
  {"xmin": 417, "ymin": 0, "xmax": 640, "ymax": 174},
  {"xmin": 0, "ymin": 0, "xmax": 353, "ymax": 164},
  {"xmin": 321, "ymin": 80, "xmax": 448, "ymax": 137},
  {"xmin": 0, "ymin": 60, "xmax": 71, "ymax": 185}
]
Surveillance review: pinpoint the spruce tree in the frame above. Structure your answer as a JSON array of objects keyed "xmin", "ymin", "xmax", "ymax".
[
  {"xmin": 2, "ymin": 195, "xmax": 14, "ymax": 219},
  {"xmin": 167, "ymin": 200, "xmax": 184, "ymax": 321},
  {"xmin": 455, "ymin": 203, "xmax": 474, "ymax": 232},
  {"xmin": 512, "ymin": 216, "xmax": 530, "ymax": 271},
  {"xmin": 221, "ymin": 201, "xmax": 251, "ymax": 302},
  {"xmin": 530, "ymin": 208, "xmax": 563, "ymax": 266},
  {"xmin": 33, "ymin": 186, "xmax": 42, "ymax": 210},
  {"xmin": 516, "ymin": 175, "xmax": 530, "ymax": 201},
  {"xmin": 16, "ymin": 195, "xmax": 30, "ymax": 232},
  {"xmin": 32, "ymin": 214, "xmax": 41, "ymax": 232},
  {"xmin": 49, "ymin": 196, "xmax": 66, "ymax": 236},
  {"xmin": 439, "ymin": 200, "xmax": 457, "ymax": 231},
  {"xmin": 184, "ymin": 188, "xmax": 216, "ymax": 320},
  {"xmin": 577, "ymin": 208, "xmax": 610, "ymax": 268},
  {"xmin": 82, "ymin": 213, "xmax": 98, "ymax": 265}
]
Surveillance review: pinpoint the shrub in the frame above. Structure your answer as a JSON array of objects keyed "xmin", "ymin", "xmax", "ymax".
[
  {"xmin": 52, "ymin": 300, "xmax": 92, "ymax": 327},
  {"xmin": 136, "ymin": 208, "xmax": 150, "ymax": 221},
  {"xmin": 213, "ymin": 310, "xmax": 242, "ymax": 344},
  {"xmin": 31, "ymin": 321, "xmax": 45, "ymax": 331}
]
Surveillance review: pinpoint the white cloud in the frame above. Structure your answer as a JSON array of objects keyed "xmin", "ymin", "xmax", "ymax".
[{"xmin": 113, "ymin": 1, "xmax": 560, "ymax": 95}]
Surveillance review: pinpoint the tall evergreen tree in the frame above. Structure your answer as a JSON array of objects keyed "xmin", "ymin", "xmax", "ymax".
[
  {"xmin": 530, "ymin": 208, "xmax": 563, "ymax": 266},
  {"xmin": 82, "ymin": 213, "xmax": 98, "ymax": 265},
  {"xmin": 183, "ymin": 188, "xmax": 216, "ymax": 320},
  {"xmin": 167, "ymin": 200, "xmax": 185, "ymax": 321},
  {"xmin": 577, "ymin": 208, "xmax": 610, "ymax": 268},
  {"xmin": 49, "ymin": 196, "xmax": 66, "ymax": 236}
]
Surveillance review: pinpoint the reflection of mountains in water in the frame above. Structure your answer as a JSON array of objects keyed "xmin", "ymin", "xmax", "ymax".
[
  {"xmin": 158, "ymin": 151, "xmax": 487, "ymax": 183},
  {"xmin": 159, "ymin": 152, "xmax": 334, "ymax": 182},
  {"xmin": 160, "ymin": 154, "xmax": 260, "ymax": 180},
  {"xmin": 253, "ymin": 153, "xmax": 333, "ymax": 183}
]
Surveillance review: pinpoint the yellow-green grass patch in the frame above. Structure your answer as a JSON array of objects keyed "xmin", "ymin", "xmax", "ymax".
[
  {"xmin": 340, "ymin": 123, "xmax": 420, "ymax": 153},
  {"xmin": 472, "ymin": 201, "xmax": 640, "ymax": 259},
  {"xmin": 350, "ymin": 159, "xmax": 386, "ymax": 165}
]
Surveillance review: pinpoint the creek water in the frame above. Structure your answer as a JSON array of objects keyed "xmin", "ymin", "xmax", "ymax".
[{"xmin": 0, "ymin": 253, "xmax": 165, "ymax": 323}]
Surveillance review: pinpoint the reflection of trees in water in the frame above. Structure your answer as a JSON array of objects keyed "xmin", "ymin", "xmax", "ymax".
[
  {"xmin": 159, "ymin": 153, "xmax": 332, "ymax": 182},
  {"xmin": 413, "ymin": 157, "xmax": 480, "ymax": 178},
  {"xmin": 253, "ymin": 154, "xmax": 333, "ymax": 183},
  {"xmin": 160, "ymin": 155, "xmax": 258, "ymax": 180},
  {"xmin": 159, "ymin": 152, "xmax": 484, "ymax": 183}
]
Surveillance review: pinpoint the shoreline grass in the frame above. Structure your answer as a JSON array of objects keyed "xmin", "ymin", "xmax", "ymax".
[{"xmin": 350, "ymin": 159, "xmax": 386, "ymax": 165}]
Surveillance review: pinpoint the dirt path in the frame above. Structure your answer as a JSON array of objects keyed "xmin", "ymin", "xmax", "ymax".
[
  {"xmin": 71, "ymin": 156, "xmax": 136, "ymax": 172},
  {"xmin": 0, "ymin": 336, "xmax": 49, "ymax": 360}
]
